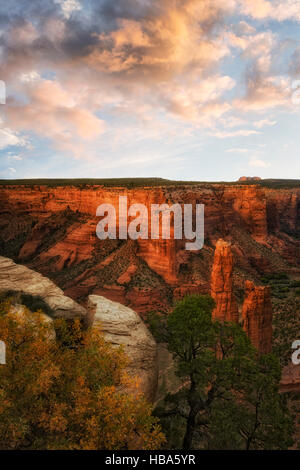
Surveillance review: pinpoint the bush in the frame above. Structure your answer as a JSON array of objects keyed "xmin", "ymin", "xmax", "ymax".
[
  {"xmin": 0, "ymin": 300, "xmax": 165, "ymax": 450},
  {"xmin": 291, "ymin": 281, "xmax": 300, "ymax": 288},
  {"xmin": 0, "ymin": 291, "xmax": 54, "ymax": 317}
]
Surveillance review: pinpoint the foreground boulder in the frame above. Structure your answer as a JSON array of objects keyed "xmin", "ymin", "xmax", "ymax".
[
  {"xmin": 88, "ymin": 295, "xmax": 158, "ymax": 402},
  {"xmin": 0, "ymin": 255, "xmax": 86, "ymax": 320}
]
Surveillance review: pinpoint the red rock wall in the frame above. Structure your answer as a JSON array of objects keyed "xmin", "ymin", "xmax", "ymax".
[
  {"xmin": 211, "ymin": 239, "xmax": 239, "ymax": 323},
  {"xmin": 0, "ymin": 183, "xmax": 298, "ymax": 315},
  {"xmin": 242, "ymin": 280, "xmax": 273, "ymax": 354}
]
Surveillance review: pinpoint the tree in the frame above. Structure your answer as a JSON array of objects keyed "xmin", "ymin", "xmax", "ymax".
[
  {"xmin": 150, "ymin": 295, "xmax": 294, "ymax": 450},
  {"xmin": 0, "ymin": 298, "xmax": 165, "ymax": 450}
]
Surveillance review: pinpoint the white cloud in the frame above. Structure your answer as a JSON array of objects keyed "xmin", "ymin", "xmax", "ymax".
[
  {"xmin": 249, "ymin": 157, "xmax": 271, "ymax": 167},
  {"xmin": 211, "ymin": 129, "xmax": 261, "ymax": 138},
  {"xmin": 20, "ymin": 71, "xmax": 41, "ymax": 83},
  {"xmin": 0, "ymin": 128, "xmax": 26, "ymax": 150},
  {"xmin": 55, "ymin": 0, "xmax": 82, "ymax": 19},
  {"xmin": 8, "ymin": 154, "xmax": 23, "ymax": 160},
  {"xmin": 253, "ymin": 118, "xmax": 277, "ymax": 128},
  {"xmin": 239, "ymin": 0, "xmax": 300, "ymax": 22}
]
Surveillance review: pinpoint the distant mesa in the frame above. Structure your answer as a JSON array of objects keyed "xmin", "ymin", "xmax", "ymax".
[{"xmin": 239, "ymin": 176, "xmax": 262, "ymax": 182}]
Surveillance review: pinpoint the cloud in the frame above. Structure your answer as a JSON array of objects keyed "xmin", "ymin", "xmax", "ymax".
[
  {"xmin": 226, "ymin": 147, "xmax": 250, "ymax": 153},
  {"xmin": 0, "ymin": 0, "xmax": 299, "ymax": 162},
  {"xmin": 239, "ymin": 0, "xmax": 300, "ymax": 22},
  {"xmin": 0, "ymin": 126, "xmax": 27, "ymax": 150},
  {"xmin": 227, "ymin": 22, "xmax": 293, "ymax": 112},
  {"xmin": 20, "ymin": 71, "xmax": 41, "ymax": 83},
  {"xmin": 211, "ymin": 129, "xmax": 261, "ymax": 138},
  {"xmin": 8, "ymin": 154, "xmax": 23, "ymax": 160},
  {"xmin": 249, "ymin": 157, "xmax": 271, "ymax": 168},
  {"xmin": 254, "ymin": 118, "xmax": 277, "ymax": 128},
  {"xmin": 54, "ymin": 0, "xmax": 82, "ymax": 19},
  {"xmin": 235, "ymin": 75, "xmax": 291, "ymax": 111},
  {"xmin": 84, "ymin": 1, "xmax": 232, "ymax": 81},
  {"xmin": 160, "ymin": 75, "xmax": 235, "ymax": 123},
  {"xmin": 6, "ymin": 77, "xmax": 106, "ymax": 156}
]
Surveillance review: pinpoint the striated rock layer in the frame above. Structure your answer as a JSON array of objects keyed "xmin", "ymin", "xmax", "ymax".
[
  {"xmin": 0, "ymin": 255, "xmax": 86, "ymax": 320},
  {"xmin": 0, "ymin": 182, "xmax": 299, "ymax": 314},
  {"xmin": 0, "ymin": 256, "xmax": 158, "ymax": 400},
  {"xmin": 211, "ymin": 240, "xmax": 239, "ymax": 323},
  {"xmin": 242, "ymin": 280, "xmax": 273, "ymax": 354},
  {"xmin": 87, "ymin": 295, "xmax": 158, "ymax": 401}
]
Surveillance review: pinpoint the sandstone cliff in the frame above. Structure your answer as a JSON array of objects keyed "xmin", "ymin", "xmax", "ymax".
[
  {"xmin": 87, "ymin": 295, "xmax": 158, "ymax": 401},
  {"xmin": 211, "ymin": 239, "xmax": 239, "ymax": 323},
  {"xmin": 0, "ymin": 255, "xmax": 158, "ymax": 400},
  {"xmin": 0, "ymin": 255, "xmax": 86, "ymax": 320},
  {"xmin": 0, "ymin": 182, "xmax": 299, "ymax": 314},
  {"xmin": 242, "ymin": 280, "xmax": 273, "ymax": 354}
]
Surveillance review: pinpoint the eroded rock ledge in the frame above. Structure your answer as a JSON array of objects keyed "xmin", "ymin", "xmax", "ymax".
[
  {"xmin": 0, "ymin": 255, "xmax": 86, "ymax": 320},
  {"xmin": 88, "ymin": 295, "xmax": 158, "ymax": 401},
  {"xmin": 0, "ymin": 256, "xmax": 158, "ymax": 401}
]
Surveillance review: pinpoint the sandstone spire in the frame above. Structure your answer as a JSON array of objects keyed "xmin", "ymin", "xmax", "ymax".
[
  {"xmin": 242, "ymin": 280, "xmax": 273, "ymax": 354},
  {"xmin": 211, "ymin": 239, "xmax": 239, "ymax": 323}
]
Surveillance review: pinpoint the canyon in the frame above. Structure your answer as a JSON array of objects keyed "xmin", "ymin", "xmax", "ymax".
[
  {"xmin": 0, "ymin": 255, "xmax": 157, "ymax": 400},
  {"xmin": 0, "ymin": 181, "xmax": 298, "ymax": 317},
  {"xmin": 210, "ymin": 240, "xmax": 273, "ymax": 354},
  {"xmin": 0, "ymin": 177, "xmax": 299, "ymax": 399}
]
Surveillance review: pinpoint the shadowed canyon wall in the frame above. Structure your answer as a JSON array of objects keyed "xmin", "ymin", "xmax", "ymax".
[
  {"xmin": 210, "ymin": 240, "xmax": 273, "ymax": 354},
  {"xmin": 242, "ymin": 280, "xmax": 273, "ymax": 354},
  {"xmin": 0, "ymin": 182, "xmax": 299, "ymax": 317}
]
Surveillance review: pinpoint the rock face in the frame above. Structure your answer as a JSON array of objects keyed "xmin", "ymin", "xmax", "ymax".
[
  {"xmin": 0, "ymin": 182, "xmax": 299, "ymax": 314},
  {"xmin": 239, "ymin": 177, "xmax": 261, "ymax": 182},
  {"xmin": 0, "ymin": 256, "xmax": 158, "ymax": 400},
  {"xmin": 242, "ymin": 280, "xmax": 273, "ymax": 354},
  {"xmin": 0, "ymin": 255, "xmax": 86, "ymax": 320},
  {"xmin": 280, "ymin": 364, "xmax": 300, "ymax": 392},
  {"xmin": 211, "ymin": 240, "xmax": 239, "ymax": 323},
  {"xmin": 87, "ymin": 295, "xmax": 158, "ymax": 401}
]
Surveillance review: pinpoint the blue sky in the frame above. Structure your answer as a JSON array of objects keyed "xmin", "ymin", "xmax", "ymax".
[{"xmin": 0, "ymin": 0, "xmax": 300, "ymax": 181}]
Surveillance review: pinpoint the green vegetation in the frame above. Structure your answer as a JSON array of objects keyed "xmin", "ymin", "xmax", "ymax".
[
  {"xmin": 0, "ymin": 299, "xmax": 165, "ymax": 450},
  {"xmin": 0, "ymin": 178, "xmax": 299, "ymax": 189},
  {"xmin": 0, "ymin": 290, "xmax": 54, "ymax": 317},
  {"xmin": 273, "ymin": 297, "xmax": 300, "ymax": 367},
  {"xmin": 261, "ymin": 272, "xmax": 300, "ymax": 300},
  {"xmin": 149, "ymin": 295, "xmax": 294, "ymax": 450}
]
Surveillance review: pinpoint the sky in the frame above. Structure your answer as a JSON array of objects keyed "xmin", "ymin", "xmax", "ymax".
[{"xmin": 0, "ymin": 0, "xmax": 300, "ymax": 182}]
